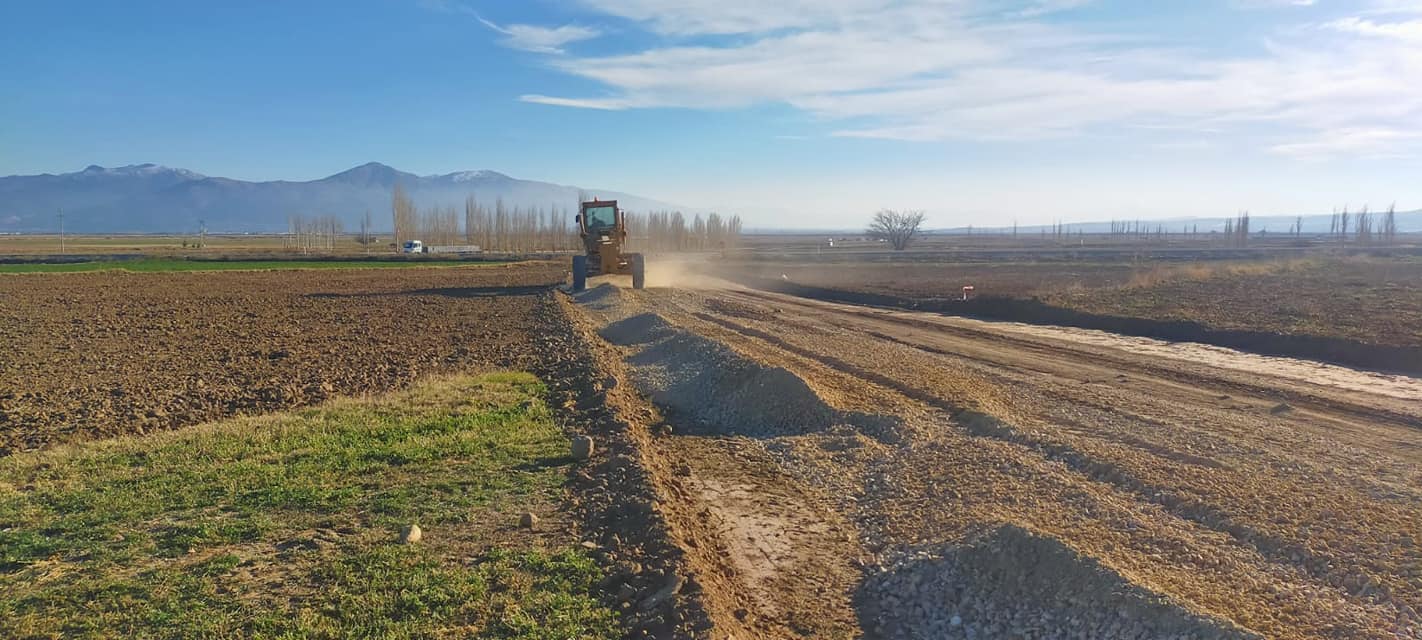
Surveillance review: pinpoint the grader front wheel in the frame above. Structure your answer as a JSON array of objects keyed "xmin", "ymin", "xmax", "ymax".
[
  {"xmin": 630, "ymin": 254, "xmax": 646, "ymax": 290},
  {"xmin": 572, "ymin": 255, "xmax": 588, "ymax": 292}
]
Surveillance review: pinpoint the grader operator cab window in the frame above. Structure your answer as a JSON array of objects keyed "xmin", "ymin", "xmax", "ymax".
[{"xmin": 582, "ymin": 205, "xmax": 617, "ymax": 232}]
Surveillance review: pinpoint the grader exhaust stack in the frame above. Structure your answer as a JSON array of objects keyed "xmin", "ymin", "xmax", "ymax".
[{"xmin": 571, "ymin": 198, "xmax": 645, "ymax": 291}]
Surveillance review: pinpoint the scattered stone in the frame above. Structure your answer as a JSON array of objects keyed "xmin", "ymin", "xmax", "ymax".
[
  {"xmin": 639, "ymin": 572, "xmax": 685, "ymax": 611},
  {"xmin": 519, "ymin": 512, "xmax": 539, "ymax": 529},
  {"xmin": 571, "ymin": 435, "xmax": 595, "ymax": 460},
  {"xmin": 399, "ymin": 524, "xmax": 422, "ymax": 544}
]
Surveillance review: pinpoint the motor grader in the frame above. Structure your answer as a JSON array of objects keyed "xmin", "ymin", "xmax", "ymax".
[{"xmin": 572, "ymin": 198, "xmax": 645, "ymax": 291}]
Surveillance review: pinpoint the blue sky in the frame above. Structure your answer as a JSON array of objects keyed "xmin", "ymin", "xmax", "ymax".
[{"xmin": 3, "ymin": 0, "xmax": 1420, "ymax": 227}]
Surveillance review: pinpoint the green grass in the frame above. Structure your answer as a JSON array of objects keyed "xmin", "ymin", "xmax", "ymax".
[
  {"xmin": 0, "ymin": 258, "xmax": 497, "ymax": 274},
  {"xmin": 0, "ymin": 372, "xmax": 619, "ymax": 639}
]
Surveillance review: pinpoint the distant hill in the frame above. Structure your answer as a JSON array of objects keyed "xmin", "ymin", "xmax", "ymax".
[{"xmin": 0, "ymin": 163, "xmax": 689, "ymax": 233}]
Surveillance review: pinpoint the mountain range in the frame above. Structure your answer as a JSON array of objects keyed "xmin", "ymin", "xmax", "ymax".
[
  {"xmin": 0, "ymin": 163, "xmax": 687, "ymax": 233},
  {"xmin": 3, "ymin": 163, "xmax": 1418, "ymax": 236}
]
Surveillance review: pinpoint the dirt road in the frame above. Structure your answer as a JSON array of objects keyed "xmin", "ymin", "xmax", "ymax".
[{"xmin": 567, "ymin": 279, "xmax": 1421, "ymax": 639}]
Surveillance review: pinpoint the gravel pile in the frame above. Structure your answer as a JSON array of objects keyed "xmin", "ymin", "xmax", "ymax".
[
  {"xmin": 571, "ymin": 282, "xmax": 627, "ymax": 311},
  {"xmin": 601, "ymin": 313, "xmax": 839, "ymax": 437},
  {"xmin": 860, "ymin": 524, "xmax": 1258, "ymax": 640}
]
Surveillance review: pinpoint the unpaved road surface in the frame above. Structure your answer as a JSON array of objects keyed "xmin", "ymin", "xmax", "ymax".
[{"xmin": 568, "ymin": 279, "xmax": 1421, "ymax": 640}]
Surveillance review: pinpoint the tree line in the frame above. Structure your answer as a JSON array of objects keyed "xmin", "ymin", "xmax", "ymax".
[
  {"xmin": 390, "ymin": 184, "xmax": 742, "ymax": 252},
  {"xmin": 1330, "ymin": 204, "xmax": 1400, "ymax": 245},
  {"xmin": 283, "ymin": 214, "xmax": 344, "ymax": 253}
]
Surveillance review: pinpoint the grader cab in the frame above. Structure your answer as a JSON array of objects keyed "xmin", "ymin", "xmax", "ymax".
[{"xmin": 572, "ymin": 199, "xmax": 645, "ymax": 291}]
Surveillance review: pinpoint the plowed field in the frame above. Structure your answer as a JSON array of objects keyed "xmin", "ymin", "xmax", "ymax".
[{"xmin": 0, "ymin": 262, "xmax": 563, "ymax": 453}]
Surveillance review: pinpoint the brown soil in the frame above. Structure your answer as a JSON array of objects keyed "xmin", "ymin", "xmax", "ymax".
[
  {"xmin": 0, "ymin": 263, "xmax": 563, "ymax": 453},
  {"xmin": 562, "ymin": 279, "xmax": 1421, "ymax": 639},
  {"xmin": 1, "ymin": 262, "xmax": 721, "ymax": 638},
  {"xmin": 7, "ymin": 259, "xmax": 1419, "ymax": 639},
  {"xmin": 719, "ymin": 257, "xmax": 1422, "ymax": 350},
  {"xmin": 1048, "ymin": 258, "xmax": 1422, "ymax": 347}
]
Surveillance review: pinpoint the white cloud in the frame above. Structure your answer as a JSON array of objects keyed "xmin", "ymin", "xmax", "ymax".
[
  {"xmin": 478, "ymin": 19, "xmax": 601, "ymax": 53},
  {"xmin": 576, "ymin": 0, "xmax": 897, "ymax": 35},
  {"xmin": 509, "ymin": 1, "xmax": 1422, "ymax": 157},
  {"xmin": 420, "ymin": 1, "xmax": 600, "ymax": 53},
  {"xmin": 520, "ymin": 94, "xmax": 635, "ymax": 110},
  {"xmin": 1269, "ymin": 127, "xmax": 1422, "ymax": 159},
  {"xmin": 1364, "ymin": 0, "xmax": 1422, "ymax": 15},
  {"xmin": 1325, "ymin": 16, "xmax": 1422, "ymax": 41},
  {"xmin": 1230, "ymin": 0, "xmax": 1317, "ymax": 8}
]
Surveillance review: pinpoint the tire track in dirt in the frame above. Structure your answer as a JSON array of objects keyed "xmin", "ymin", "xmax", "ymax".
[
  {"xmin": 577, "ymin": 287, "xmax": 1291, "ymax": 637},
  {"xmin": 727, "ymin": 289, "xmax": 1422, "ymax": 429},
  {"xmin": 621, "ymin": 284, "xmax": 1418, "ymax": 639},
  {"xmin": 688, "ymin": 310, "xmax": 1398, "ymax": 605},
  {"xmin": 563, "ymin": 285, "xmax": 865, "ymax": 639},
  {"xmin": 691, "ymin": 298, "xmax": 1422, "ymax": 627},
  {"xmin": 721, "ymin": 289, "xmax": 1422, "ymax": 502}
]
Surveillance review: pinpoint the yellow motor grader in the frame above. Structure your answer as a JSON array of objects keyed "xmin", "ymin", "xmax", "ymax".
[{"xmin": 572, "ymin": 198, "xmax": 645, "ymax": 291}]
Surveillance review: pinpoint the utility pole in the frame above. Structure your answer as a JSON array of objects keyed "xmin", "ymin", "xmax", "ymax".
[
  {"xmin": 58, "ymin": 209, "xmax": 65, "ymax": 253},
  {"xmin": 198, "ymin": 219, "xmax": 207, "ymax": 249}
]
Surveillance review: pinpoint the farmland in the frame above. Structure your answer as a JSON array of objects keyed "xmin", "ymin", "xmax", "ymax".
[
  {"xmin": 0, "ymin": 258, "xmax": 493, "ymax": 274},
  {"xmin": 2, "ymin": 252, "xmax": 1419, "ymax": 639},
  {"xmin": 0, "ymin": 262, "xmax": 560, "ymax": 453},
  {"xmin": 718, "ymin": 250, "xmax": 1422, "ymax": 370}
]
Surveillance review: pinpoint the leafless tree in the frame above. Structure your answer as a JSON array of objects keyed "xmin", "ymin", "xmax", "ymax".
[
  {"xmin": 1234, "ymin": 211, "xmax": 1250, "ymax": 247},
  {"xmin": 391, "ymin": 183, "xmax": 417, "ymax": 247},
  {"xmin": 1383, "ymin": 203, "xmax": 1398, "ymax": 245},
  {"xmin": 867, "ymin": 210, "xmax": 926, "ymax": 251},
  {"xmin": 383, "ymin": 187, "xmax": 743, "ymax": 253}
]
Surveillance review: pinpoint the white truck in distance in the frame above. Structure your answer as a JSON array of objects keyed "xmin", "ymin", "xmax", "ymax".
[{"xmin": 401, "ymin": 240, "xmax": 481, "ymax": 255}]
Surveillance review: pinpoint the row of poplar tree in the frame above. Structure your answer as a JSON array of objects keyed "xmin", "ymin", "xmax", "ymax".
[{"xmin": 390, "ymin": 184, "xmax": 742, "ymax": 252}]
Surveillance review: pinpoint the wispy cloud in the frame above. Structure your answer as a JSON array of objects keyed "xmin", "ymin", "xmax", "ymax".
[
  {"xmin": 504, "ymin": 1, "xmax": 1422, "ymax": 157},
  {"xmin": 420, "ymin": 0, "xmax": 599, "ymax": 53},
  {"xmin": 1269, "ymin": 127, "xmax": 1422, "ymax": 159},
  {"xmin": 1325, "ymin": 16, "xmax": 1422, "ymax": 41},
  {"xmin": 520, "ymin": 94, "xmax": 634, "ymax": 110},
  {"xmin": 478, "ymin": 18, "xmax": 601, "ymax": 54},
  {"xmin": 1229, "ymin": 0, "xmax": 1317, "ymax": 9}
]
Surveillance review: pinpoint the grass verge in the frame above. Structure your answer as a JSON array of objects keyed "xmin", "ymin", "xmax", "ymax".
[
  {"xmin": 0, "ymin": 372, "xmax": 618, "ymax": 639},
  {"xmin": 0, "ymin": 259, "xmax": 499, "ymax": 274}
]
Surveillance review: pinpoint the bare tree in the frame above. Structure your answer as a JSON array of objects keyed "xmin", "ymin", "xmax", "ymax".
[
  {"xmin": 1383, "ymin": 203, "xmax": 1398, "ymax": 245},
  {"xmin": 391, "ymin": 183, "xmax": 417, "ymax": 247},
  {"xmin": 867, "ymin": 209, "xmax": 926, "ymax": 251},
  {"xmin": 357, "ymin": 209, "xmax": 375, "ymax": 251}
]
